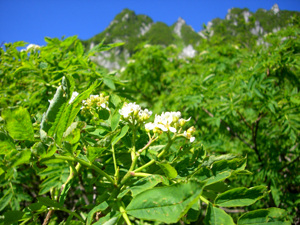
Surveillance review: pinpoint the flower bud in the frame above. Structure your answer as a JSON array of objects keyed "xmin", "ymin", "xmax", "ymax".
[{"xmin": 187, "ymin": 126, "xmax": 196, "ymax": 134}]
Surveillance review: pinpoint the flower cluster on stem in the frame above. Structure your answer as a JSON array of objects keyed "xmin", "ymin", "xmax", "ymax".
[
  {"xmin": 81, "ymin": 93, "xmax": 110, "ymax": 119},
  {"xmin": 119, "ymin": 102, "xmax": 152, "ymax": 125},
  {"xmin": 145, "ymin": 111, "xmax": 196, "ymax": 142}
]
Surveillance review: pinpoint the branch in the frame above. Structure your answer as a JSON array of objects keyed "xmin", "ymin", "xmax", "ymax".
[
  {"xmin": 42, "ymin": 210, "xmax": 54, "ymax": 225},
  {"xmin": 278, "ymin": 156, "xmax": 300, "ymax": 172},
  {"xmin": 236, "ymin": 110, "xmax": 252, "ymax": 130},
  {"xmin": 202, "ymin": 107, "xmax": 254, "ymax": 149}
]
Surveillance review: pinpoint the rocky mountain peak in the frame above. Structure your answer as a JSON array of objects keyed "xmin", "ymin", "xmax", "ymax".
[
  {"xmin": 174, "ymin": 17, "xmax": 186, "ymax": 38},
  {"xmin": 271, "ymin": 4, "xmax": 280, "ymax": 14}
]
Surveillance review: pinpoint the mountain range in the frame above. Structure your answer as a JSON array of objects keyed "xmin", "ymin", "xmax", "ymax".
[{"xmin": 81, "ymin": 4, "xmax": 300, "ymax": 70}]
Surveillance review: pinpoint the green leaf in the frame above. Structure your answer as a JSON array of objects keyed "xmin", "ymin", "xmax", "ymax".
[
  {"xmin": 215, "ymin": 186, "xmax": 269, "ymax": 207},
  {"xmin": 0, "ymin": 131, "xmax": 15, "ymax": 155},
  {"xmin": 0, "ymin": 211, "xmax": 25, "ymax": 225},
  {"xmin": 86, "ymin": 201, "xmax": 109, "ymax": 225},
  {"xmin": 2, "ymin": 107, "xmax": 34, "ymax": 141},
  {"xmin": 38, "ymin": 197, "xmax": 63, "ymax": 209},
  {"xmin": 63, "ymin": 122, "xmax": 86, "ymax": 144},
  {"xmin": 31, "ymin": 142, "xmax": 47, "ymax": 158},
  {"xmin": 94, "ymin": 211, "xmax": 121, "ymax": 225},
  {"xmin": 118, "ymin": 175, "xmax": 169, "ymax": 198},
  {"xmin": 7, "ymin": 149, "xmax": 31, "ymax": 168},
  {"xmin": 98, "ymin": 109, "xmax": 110, "ymax": 120},
  {"xmin": 111, "ymin": 111, "xmax": 121, "ymax": 131},
  {"xmin": 157, "ymin": 162, "xmax": 178, "ymax": 179},
  {"xmin": 0, "ymin": 191, "xmax": 13, "ymax": 211},
  {"xmin": 126, "ymin": 180, "xmax": 206, "ymax": 223},
  {"xmin": 204, "ymin": 203, "xmax": 235, "ymax": 225},
  {"xmin": 59, "ymin": 181, "xmax": 72, "ymax": 205},
  {"xmin": 87, "ymin": 146, "xmax": 106, "ymax": 163},
  {"xmin": 238, "ymin": 208, "xmax": 291, "ymax": 225},
  {"xmin": 75, "ymin": 41, "xmax": 84, "ymax": 56},
  {"xmin": 112, "ymin": 125, "xmax": 129, "ymax": 146},
  {"xmin": 103, "ymin": 78, "xmax": 116, "ymax": 90}
]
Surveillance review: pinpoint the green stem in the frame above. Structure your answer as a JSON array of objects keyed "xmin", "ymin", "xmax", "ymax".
[
  {"xmin": 112, "ymin": 144, "xmax": 118, "ymax": 180},
  {"xmin": 40, "ymin": 155, "xmax": 115, "ymax": 185},
  {"xmin": 133, "ymin": 172, "xmax": 152, "ymax": 177},
  {"xmin": 118, "ymin": 201, "xmax": 132, "ymax": 225},
  {"xmin": 134, "ymin": 132, "xmax": 174, "ymax": 173},
  {"xmin": 200, "ymin": 196, "xmax": 210, "ymax": 205}
]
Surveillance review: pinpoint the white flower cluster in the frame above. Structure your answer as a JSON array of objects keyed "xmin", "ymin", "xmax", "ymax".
[
  {"xmin": 82, "ymin": 94, "xmax": 110, "ymax": 111},
  {"xmin": 81, "ymin": 93, "xmax": 110, "ymax": 119},
  {"xmin": 21, "ymin": 44, "xmax": 41, "ymax": 52},
  {"xmin": 145, "ymin": 111, "xmax": 196, "ymax": 142},
  {"xmin": 119, "ymin": 102, "xmax": 152, "ymax": 124}
]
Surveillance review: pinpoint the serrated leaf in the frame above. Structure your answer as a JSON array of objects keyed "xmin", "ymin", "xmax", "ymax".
[
  {"xmin": 87, "ymin": 146, "xmax": 106, "ymax": 163},
  {"xmin": 215, "ymin": 186, "xmax": 269, "ymax": 207},
  {"xmin": 0, "ymin": 131, "xmax": 16, "ymax": 154},
  {"xmin": 126, "ymin": 180, "xmax": 206, "ymax": 223},
  {"xmin": 2, "ymin": 107, "xmax": 34, "ymax": 141}
]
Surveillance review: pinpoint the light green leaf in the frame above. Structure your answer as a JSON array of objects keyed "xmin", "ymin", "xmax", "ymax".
[
  {"xmin": 2, "ymin": 107, "xmax": 34, "ymax": 141},
  {"xmin": 0, "ymin": 191, "xmax": 13, "ymax": 211},
  {"xmin": 94, "ymin": 211, "xmax": 121, "ymax": 225},
  {"xmin": 0, "ymin": 131, "xmax": 15, "ymax": 154},
  {"xmin": 204, "ymin": 203, "xmax": 235, "ymax": 225},
  {"xmin": 75, "ymin": 41, "xmax": 84, "ymax": 56},
  {"xmin": 157, "ymin": 162, "xmax": 178, "ymax": 179},
  {"xmin": 103, "ymin": 78, "xmax": 116, "ymax": 90},
  {"xmin": 215, "ymin": 186, "xmax": 269, "ymax": 207},
  {"xmin": 86, "ymin": 201, "xmax": 109, "ymax": 225},
  {"xmin": 112, "ymin": 125, "xmax": 129, "ymax": 146},
  {"xmin": 7, "ymin": 149, "xmax": 31, "ymax": 168},
  {"xmin": 63, "ymin": 122, "xmax": 86, "ymax": 144},
  {"xmin": 126, "ymin": 180, "xmax": 206, "ymax": 223},
  {"xmin": 87, "ymin": 146, "xmax": 106, "ymax": 163}
]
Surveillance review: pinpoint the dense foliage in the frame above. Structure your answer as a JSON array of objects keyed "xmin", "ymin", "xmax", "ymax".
[
  {"xmin": 121, "ymin": 17, "xmax": 300, "ymax": 223},
  {"xmin": 0, "ymin": 15, "xmax": 299, "ymax": 225}
]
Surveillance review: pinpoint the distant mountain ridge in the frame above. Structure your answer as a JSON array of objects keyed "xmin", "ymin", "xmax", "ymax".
[{"xmin": 81, "ymin": 4, "xmax": 300, "ymax": 70}]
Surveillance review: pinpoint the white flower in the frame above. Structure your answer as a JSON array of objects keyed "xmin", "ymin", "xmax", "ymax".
[
  {"xmin": 183, "ymin": 131, "xmax": 195, "ymax": 142},
  {"xmin": 69, "ymin": 91, "xmax": 79, "ymax": 104},
  {"xmin": 119, "ymin": 102, "xmax": 141, "ymax": 119},
  {"xmin": 26, "ymin": 44, "xmax": 41, "ymax": 51},
  {"xmin": 145, "ymin": 111, "xmax": 181, "ymax": 133},
  {"xmin": 127, "ymin": 59, "xmax": 136, "ymax": 64},
  {"xmin": 144, "ymin": 44, "xmax": 151, "ymax": 48},
  {"xmin": 138, "ymin": 109, "xmax": 152, "ymax": 120}
]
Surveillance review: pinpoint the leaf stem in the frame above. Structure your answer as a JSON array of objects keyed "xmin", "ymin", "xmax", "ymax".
[{"xmin": 40, "ymin": 155, "xmax": 115, "ymax": 184}]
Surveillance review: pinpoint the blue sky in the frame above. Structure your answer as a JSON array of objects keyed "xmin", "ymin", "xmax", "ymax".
[{"xmin": 1, "ymin": 0, "xmax": 300, "ymax": 46}]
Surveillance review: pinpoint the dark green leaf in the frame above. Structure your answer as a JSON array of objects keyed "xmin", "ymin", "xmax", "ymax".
[
  {"xmin": 204, "ymin": 203, "xmax": 235, "ymax": 225},
  {"xmin": 215, "ymin": 186, "xmax": 269, "ymax": 207}
]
